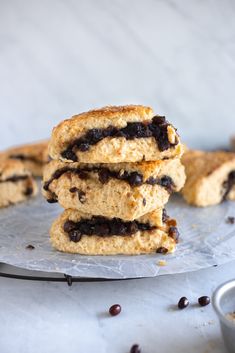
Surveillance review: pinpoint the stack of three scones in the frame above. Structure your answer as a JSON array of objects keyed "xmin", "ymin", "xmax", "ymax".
[{"xmin": 42, "ymin": 105, "xmax": 186, "ymax": 255}]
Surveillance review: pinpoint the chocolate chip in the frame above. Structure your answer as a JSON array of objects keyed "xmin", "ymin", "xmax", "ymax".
[
  {"xmin": 24, "ymin": 186, "xmax": 33, "ymax": 196},
  {"xmin": 78, "ymin": 190, "xmax": 86, "ymax": 203},
  {"xmin": 198, "ymin": 296, "xmax": 210, "ymax": 307},
  {"xmin": 61, "ymin": 149, "xmax": 77, "ymax": 161},
  {"xmin": 128, "ymin": 172, "xmax": 143, "ymax": 187},
  {"xmin": 78, "ymin": 143, "xmax": 90, "ymax": 152},
  {"xmin": 143, "ymin": 198, "xmax": 146, "ymax": 206},
  {"xmin": 69, "ymin": 187, "xmax": 78, "ymax": 193},
  {"xmin": 64, "ymin": 220, "xmax": 76, "ymax": 233},
  {"xmin": 99, "ymin": 169, "xmax": 110, "ymax": 184},
  {"xmin": 226, "ymin": 216, "xmax": 235, "ymax": 224},
  {"xmin": 26, "ymin": 244, "xmax": 35, "ymax": 250},
  {"xmin": 130, "ymin": 344, "xmax": 141, "ymax": 353},
  {"xmin": 78, "ymin": 171, "xmax": 89, "ymax": 180},
  {"xmin": 162, "ymin": 208, "xmax": 169, "ymax": 223},
  {"xmin": 160, "ymin": 176, "xmax": 174, "ymax": 192},
  {"xmin": 156, "ymin": 247, "xmax": 168, "ymax": 254},
  {"xmin": 169, "ymin": 226, "xmax": 180, "ymax": 242},
  {"xmin": 46, "ymin": 198, "xmax": 58, "ymax": 203},
  {"xmin": 152, "ymin": 115, "xmax": 166, "ymax": 124},
  {"xmin": 69, "ymin": 229, "xmax": 82, "ymax": 242},
  {"xmin": 178, "ymin": 297, "xmax": 189, "ymax": 309},
  {"xmin": 109, "ymin": 304, "xmax": 121, "ymax": 316}
]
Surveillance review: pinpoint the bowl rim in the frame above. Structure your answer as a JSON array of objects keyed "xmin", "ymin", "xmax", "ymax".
[{"xmin": 212, "ymin": 279, "xmax": 235, "ymax": 329}]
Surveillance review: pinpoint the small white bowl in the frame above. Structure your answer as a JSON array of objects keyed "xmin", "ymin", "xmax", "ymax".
[{"xmin": 213, "ymin": 280, "xmax": 235, "ymax": 353}]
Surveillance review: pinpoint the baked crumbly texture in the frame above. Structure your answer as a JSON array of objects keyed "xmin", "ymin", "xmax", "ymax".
[
  {"xmin": 49, "ymin": 105, "xmax": 184, "ymax": 163},
  {"xmin": 42, "ymin": 158, "xmax": 186, "ymax": 220},
  {"xmin": 1, "ymin": 140, "xmax": 49, "ymax": 176},
  {"xmin": 0, "ymin": 159, "xmax": 38, "ymax": 208},
  {"xmin": 50, "ymin": 209, "xmax": 178, "ymax": 255},
  {"xmin": 182, "ymin": 150, "xmax": 235, "ymax": 206}
]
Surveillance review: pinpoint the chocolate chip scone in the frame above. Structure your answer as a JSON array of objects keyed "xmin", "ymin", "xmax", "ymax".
[
  {"xmin": 182, "ymin": 150, "xmax": 235, "ymax": 206},
  {"xmin": 0, "ymin": 159, "xmax": 38, "ymax": 208},
  {"xmin": 43, "ymin": 158, "xmax": 185, "ymax": 220},
  {"xmin": 1, "ymin": 140, "xmax": 49, "ymax": 177},
  {"xmin": 49, "ymin": 105, "xmax": 183, "ymax": 163},
  {"xmin": 50, "ymin": 208, "xmax": 179, "ymax": 255}
]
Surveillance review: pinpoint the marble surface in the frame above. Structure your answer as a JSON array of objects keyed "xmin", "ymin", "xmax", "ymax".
[
  {"xmin": 0, "ymin": 0, "xmax": 235, "ymax": 352},
  {"xmin": 0, "ymin": 262, "xmax": 232, "ymax": 353}
]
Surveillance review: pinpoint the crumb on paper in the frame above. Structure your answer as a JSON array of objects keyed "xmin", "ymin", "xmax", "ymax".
[
  {"xmin": 226, "ymin": 312, "xmax": 235, "ymax": 322},
  {"xmin": 191, "ymin": 224, "xmax": 198, "ymax": 229},
  {"xmin": 157, "ymin": 260, "xmax": 167, "ymax": 266},
  {"xmin": 226, "ymin": 216, "xmax": 235, "ymax": 224}
]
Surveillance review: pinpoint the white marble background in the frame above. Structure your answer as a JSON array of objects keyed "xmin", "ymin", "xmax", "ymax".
[
  {"xmin": 1, "ymin": 1, "xmax": 235, "ymax": 352},
  {"xmin": 1, "ymin": 0, "xmax": 235, "ymax": 150}
]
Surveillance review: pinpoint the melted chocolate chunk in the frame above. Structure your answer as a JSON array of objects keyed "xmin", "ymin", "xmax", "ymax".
[
  {"xmin": 43, "ymin": 166, "xmax": 175, "ymax": 203},
  {"xmin": 61, "ymin": 116, "xmax": 178, "ymax": 161},
  {"xmin": 9, "ymin": 154, "xmax": 42, "ymax": 165},
  {"xmin": 223, "ymin": 170, "xmax": 235, "ymax": 200},
  {"xmin": 78, "ymin": 190, "xmax": 86, "ymax": 203},
  {"xmin": 0, "ymin": 175, "xmax": 29, "ymax": 183},
  {"xmin": 63, "ymin": 216, "xmax": 155, "ymax": 242}
]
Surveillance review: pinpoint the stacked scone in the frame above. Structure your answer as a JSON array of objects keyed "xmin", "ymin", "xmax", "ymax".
[{"xmin": 42, "ymin": 105, "xmax": 186, "ymax": 255}]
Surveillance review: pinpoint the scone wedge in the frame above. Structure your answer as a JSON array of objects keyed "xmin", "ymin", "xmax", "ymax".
[
  {"xmin": 49, "ymin": 105, "xmax": 184, "ymax": 163},
  {"xmin": 0, "ymin": 159, "xmax": 38, "ymax": 208},
  {"xmin": 182, "ymin": 150, "xmax": 235, "ymax": 206},
  {"xmin": 1, "ymin": 140, "xmax": 49, "ymax": 177},
  {"xmin": 50, "ymin": 208, "xmax": 179, "ymax": 255},
  {"xmin": 43, "ymin": 158, "xmax": 186, "ymax": 220}
]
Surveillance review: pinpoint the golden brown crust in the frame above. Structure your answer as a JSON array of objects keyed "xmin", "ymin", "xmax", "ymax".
[
  {"xmin": 42, "ymin": 159, "xmax": 186, "ymax": 220},
  {"xmin": 50, "ymin": 209, "xmax": 176, "ymax": 255},
  {"xmin": 1, "ymin": 140, "xmax": 49, "ymax": 176},
  {"xmin": 182, "ymin": 150, "xmax": 235, "ymax": 206},
  {"xmin": 48, "ymin": 105, "xmax": 183, "ymax": 163},
  {"xmin": 0, "ymin": 159, "xmax": 30, "ymax": 181}
]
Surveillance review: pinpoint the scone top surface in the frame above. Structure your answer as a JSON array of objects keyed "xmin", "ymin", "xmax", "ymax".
[{"xmin": 49, "ymin": 105, "xmax": 182, "ymax": 163}]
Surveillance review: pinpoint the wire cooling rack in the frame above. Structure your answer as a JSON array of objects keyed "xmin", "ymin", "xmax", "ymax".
[{"xmin": 0, "ymin": 263, "xmax": 135, "ymax": 286}]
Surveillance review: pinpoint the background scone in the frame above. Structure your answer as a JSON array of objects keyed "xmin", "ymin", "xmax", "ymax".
[
  {"xmin": 50, "ymin": 209, "xmax": 179, "ymax": 255},
  {"xmin": 49, "ymin": 105, "xmax": 183, "ymax": 163},
  {"xmin": 182, "ymin": 150, "xmax": 235, "ymax": 206},
  {"xmin": 0, "ymin": 159, "xmax": 38, "ymax": 208},
  {"xmin": 43, "ymin": 158, "xmax": 186, "ymax": 220},
  {"xmin": 1, "ymin": 140, "xmax": 49, "ymax": 177}
]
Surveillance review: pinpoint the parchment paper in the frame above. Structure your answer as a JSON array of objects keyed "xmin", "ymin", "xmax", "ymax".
[{"xmin": 0, "ymin": 193, "xmax": 234, "ymax": 279}]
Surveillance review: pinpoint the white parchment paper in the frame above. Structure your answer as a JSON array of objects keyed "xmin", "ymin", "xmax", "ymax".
[{"xmin": 0, "ymin": 193, "xmax": 235, "ymax": 279}]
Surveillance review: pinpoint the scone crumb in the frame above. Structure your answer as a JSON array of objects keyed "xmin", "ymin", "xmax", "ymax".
[
  {"xmin": 157, "ymin": 260, "xmax": 167, "ymax": 266},
  {"xmin": 226, "ymin": 312, "xmax": 235, "ymax": 322}
]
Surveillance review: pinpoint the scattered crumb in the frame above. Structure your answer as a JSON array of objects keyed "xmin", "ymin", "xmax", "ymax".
[
  {"xmin": 191, "ymin": 224, "xmax": 198, "ymax": 229},
  {"xmin": 226, "ymin": 216, "xmax": 235, "ymax": 224},
  {"xmin": 157, "ymin": 260, "xmax": 167, "ymax": 266},
  {"xmin": 194, "ymin": 320, "xmax": 214, "ymax": 329},
  {"xmin": 226, "ymin": 312, "xmax": 235, "ymax": 322},
  {"xmin": 25, "ymin": 244, "xmax": 35, "ymax": 250}
]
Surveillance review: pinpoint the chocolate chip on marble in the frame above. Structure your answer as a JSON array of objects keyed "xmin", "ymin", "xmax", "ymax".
[
  {"xmin": 198, "ymin": 296, "xmax": 210, "ymax": 307},
  {"xmin": 26, "ymin": 244, "xmax": 35, "ymax": 250},
  {"xmin": 178, "ymin": 297, "xmax": 189, "ymax": 309},
  {"xmin": 226, "ymin": 216, "xmax": 235, "ymax": 224},
  {"xmin": 130, "ymin": 344, "xmax": 141, "ymax": 353},
  {"xmin": 109, "ymin": 304, "xmax": 121, "ymax": 316}
]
